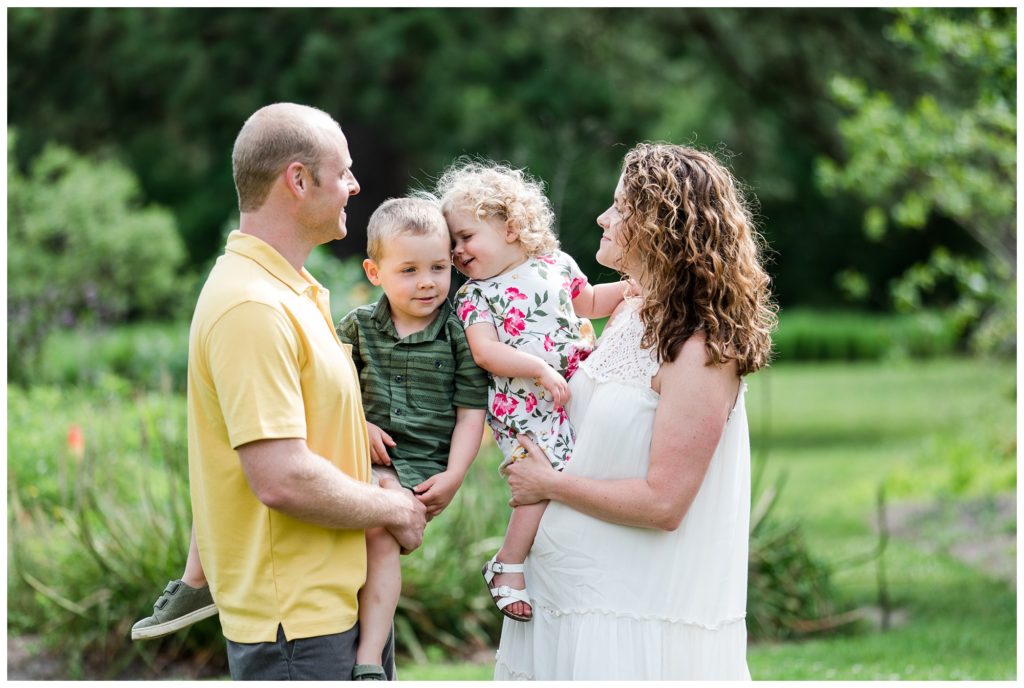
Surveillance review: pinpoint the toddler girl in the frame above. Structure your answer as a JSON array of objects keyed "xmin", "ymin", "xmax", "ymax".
[{"xmin": 436, "ymin": 160, "xmax": 626, "ymax": 622}]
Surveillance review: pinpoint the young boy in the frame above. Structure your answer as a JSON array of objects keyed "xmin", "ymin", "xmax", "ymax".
[
  {"xmin": 132, "ymin": 197, "xmax": 488, "ymax": 680},
  {"xmin": 337, "ymin": 197, "xmax": 488, "ymax": 679}
]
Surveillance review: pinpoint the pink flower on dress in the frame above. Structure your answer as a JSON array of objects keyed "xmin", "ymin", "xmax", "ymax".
[
  {"xmin": 543, "ymin": 334, "xmax": 555, "ymax": 352},
  {"xmin": 525, "ymin": 392, "xmax": 538, "ymax": 413},
  {"xmin": 556, "ymin": 405, "xmax": 569, "ymax": 423},
  {"xmin": 503, "ymin": 308, "xmax": 526, "ymax": 337},
  {"xmin": 457, "ymin": 301, "xmax": 477, "ymax": 322},
  {"xmin": 504, "ymin": 287, "xmax": 528, "ymax": 301},
  {"xmin": 565, "ymin": 346, "xmax": 583, "ymax": 379},
  {"xmin": 569, "ymin": 276, "xmax": 587, "ymax": 299},
  {"xmin": 492, "ymin": 393, "xmax": 518, "ymax": 418},
  {"xmin": 537, "ymin": 254, "xmax": 557, "ymax": 265}
]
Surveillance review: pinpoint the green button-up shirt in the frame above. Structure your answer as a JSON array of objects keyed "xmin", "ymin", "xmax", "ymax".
[{"xmin": 336, "ymin": 296, "xmax": 489, "ymax": 489}]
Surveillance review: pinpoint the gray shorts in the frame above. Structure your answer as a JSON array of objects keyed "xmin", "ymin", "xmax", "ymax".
[
  {"xmin": 225, "ymin": 622, "xmax": 395, "ymax": 680},
  {"xmin": 371, "ymin": 464, "xmax": 414, "ymax": 493}
]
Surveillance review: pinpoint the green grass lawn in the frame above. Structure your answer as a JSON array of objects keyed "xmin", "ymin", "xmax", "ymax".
[{"xmin": 401, "ymin": 356, "xmax": 1016, "ymax": 680}]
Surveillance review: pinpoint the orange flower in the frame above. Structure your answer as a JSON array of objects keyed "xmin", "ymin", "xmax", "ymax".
[{"xmin": 67, "ymin": 424, "xmax": 85, "ymax": 460}]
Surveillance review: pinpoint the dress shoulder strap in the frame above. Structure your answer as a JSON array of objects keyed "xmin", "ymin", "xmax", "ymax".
[{"xmin": 579, "ymin": 298, "xmax": 660, "ymax": 387}]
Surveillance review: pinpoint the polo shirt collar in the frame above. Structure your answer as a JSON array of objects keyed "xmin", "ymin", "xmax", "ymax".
[
  {"xmin": 370, "ymin": 294, "xmax": 452, "ymax": 343},
  {"xmin": 225, "ymin": 230, "xmax": 321, "ymax": 295}
]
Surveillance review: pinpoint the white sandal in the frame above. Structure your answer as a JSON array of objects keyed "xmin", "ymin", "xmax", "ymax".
[{"xmin": 481, "ymin": 554, "xmax": 532, "ymax": 622}]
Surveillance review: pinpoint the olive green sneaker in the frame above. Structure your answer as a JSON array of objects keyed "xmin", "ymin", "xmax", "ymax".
[
  {"xmin": 131, "ymin": 579, "xmax": 217, "ymax": 640},
  {"xmin": 352, "ymin": 664, "xmax": 387, "ymax": 680}
]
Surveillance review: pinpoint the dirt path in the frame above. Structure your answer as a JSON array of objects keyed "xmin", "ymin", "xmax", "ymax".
[{"xmin": 883, "ymin": 493, "xmax": 1016, "ymax": 587}]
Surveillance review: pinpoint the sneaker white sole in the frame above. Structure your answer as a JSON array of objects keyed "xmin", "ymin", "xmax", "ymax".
[{"xmin": 130, "ymin": 603, "xmax": 219, "ymax": 640}]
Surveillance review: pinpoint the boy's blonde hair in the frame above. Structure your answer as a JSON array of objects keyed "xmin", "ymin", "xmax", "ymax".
[
  {"xmin": 436, "ymin": 159, "xmax": 558, "ymax": 256},
  {"xmin": 366, "ymin": 197, "xmax": 449, "ymax": 262}
]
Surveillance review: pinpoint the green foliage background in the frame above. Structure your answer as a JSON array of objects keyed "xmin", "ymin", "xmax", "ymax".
[{"xmin": 9, "ymin": 7, "xmax": 1012, "ymax": 313}]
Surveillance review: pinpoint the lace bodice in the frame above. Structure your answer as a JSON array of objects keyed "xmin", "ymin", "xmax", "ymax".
[{"xmin": 579, "ymin": 299, "xmax": 660, "ymax": 388}]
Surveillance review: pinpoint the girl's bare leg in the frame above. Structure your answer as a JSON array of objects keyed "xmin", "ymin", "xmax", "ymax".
[{"xmin": 491, "ymin": 501, "xmax": 548, "ymax": 619}]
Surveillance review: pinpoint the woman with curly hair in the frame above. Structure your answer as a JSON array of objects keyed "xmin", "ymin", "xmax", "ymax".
[{"xmin": 494, "ymin": 143, "xmax": 776, "ymax": 680}]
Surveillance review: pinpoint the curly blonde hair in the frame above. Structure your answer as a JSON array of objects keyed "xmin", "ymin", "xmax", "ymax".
[
  {"xmin": 436, "ymin": 159, "xmax": 559, "ymax": 256},
  {"xmin": 618, "ymin": 143, "xmax": 777, "ymax": 375}
]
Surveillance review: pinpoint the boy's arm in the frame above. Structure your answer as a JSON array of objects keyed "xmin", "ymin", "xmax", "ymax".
[
  {"xmin": 465, "ymin": 323, "xmax": 569, "ymax": 406},
  {"xmin": 413, "ymin": 407, "xmax": 486, "ymax": 518},
  {"xmin": 572, "ymin": 280, "xmax": 628, "ymax": 319}
]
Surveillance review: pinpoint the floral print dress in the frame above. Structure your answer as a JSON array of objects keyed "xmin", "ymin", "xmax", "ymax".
[{"xmin": 455, "ymin": 252, "xmax": 595, "ymax": 473}]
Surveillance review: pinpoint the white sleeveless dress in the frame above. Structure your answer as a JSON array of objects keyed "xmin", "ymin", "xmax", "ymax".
[{"xmin": 494, "ymin": 300, "xmax": 752, "ymax": 680}]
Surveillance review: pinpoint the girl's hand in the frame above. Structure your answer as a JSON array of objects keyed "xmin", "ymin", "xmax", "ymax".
[
  {"xmin": 537, "ymin": 366, "xmax": 570, "ymax": 407},
  {"xmin": 366, "ymin": 422, "xmax": 396, "ymax": 465},
  {"xmin": 506, "ymin": 434, "xmax": 559, "ymax": 507}
]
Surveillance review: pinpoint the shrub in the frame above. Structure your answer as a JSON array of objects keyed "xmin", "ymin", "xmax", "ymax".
[
  {"xmin": 746, "ymin": 471, "xmax": 842, "ymax": 640},
  {"xmin": 7, "ymin": 129, "xmax": 192, "ymax": 384},
  {"xmin": 37, "ymin": 322, "xmax": 190, "ymax": 394},
  {"xmin": 772, "ymin": 309, "xmax": 960, "ymax": 362},
  {"xmin": 7, "ymin": 383, "xmax": 210, "ymax": 678},
  {"xmin": 6, "ymin": 383, "xmax": 509, "ymax": 675}
]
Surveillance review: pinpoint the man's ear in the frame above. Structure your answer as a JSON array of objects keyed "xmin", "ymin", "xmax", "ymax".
[
  {"xmin": 283, "ymin": 162, "xmax": 309, "ymax": 198},
  {"xmin": 505, "ymin": 218, "xmax": 521, "ymax": 244},
  {"xmin": 362, "ymin": 258, "xmax": 382, "ymax": 286}
]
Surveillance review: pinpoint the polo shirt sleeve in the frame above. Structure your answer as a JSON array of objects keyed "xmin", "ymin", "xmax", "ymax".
[
  {"xmin": 448, "ymin": 315, "xmax": 490, "ymax": 410},
  {"xmin": 206, "ymin": 301, "xmax": 307, "ymax": 448},
  {"xmin": 454, "ymin": 283, "xmax": 494, "ymax": 328}
]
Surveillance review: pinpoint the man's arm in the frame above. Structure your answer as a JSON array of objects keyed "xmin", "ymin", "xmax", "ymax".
[{"xmin": 237, "ymin": 438, "xmax": 426, "ymax": 552}]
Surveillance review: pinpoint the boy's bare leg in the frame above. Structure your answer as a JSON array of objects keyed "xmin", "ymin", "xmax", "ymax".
[
  {"xmin": 356, "ymin": 527, "xmax": 402, "ymax": 667},
  {"xmin": 491, "ymin": 501, "xmax": 548, "ymax": 619},
  {"xmin": 181, "ymin": 522, "xmax": 208, "ymax": 588}
]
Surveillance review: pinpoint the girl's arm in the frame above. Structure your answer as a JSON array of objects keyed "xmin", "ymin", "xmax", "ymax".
[
  {"xmin": 465, "ymin": 322, "xmax": 569, "ymax": 406},
  {"xmin": 572, "ymin": 280, "xmax": 628, "ymax": 319},
  {"xmin": 505, "ymin": 332, "xmax": 740, "ymax": 531}
]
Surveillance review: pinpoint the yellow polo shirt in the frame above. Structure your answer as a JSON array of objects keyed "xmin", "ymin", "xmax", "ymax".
[{"xmin": 187, "ymin": 230, "xmax": 371, "ymax": 643}]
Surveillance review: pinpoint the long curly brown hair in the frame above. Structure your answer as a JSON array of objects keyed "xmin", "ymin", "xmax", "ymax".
[{"xmin": 618, "ymin": 143, "xmax": 777, "ymax": 375}]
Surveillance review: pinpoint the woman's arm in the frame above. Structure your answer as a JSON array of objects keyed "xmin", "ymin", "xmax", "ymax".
[
  {"xmin": 505, "ymin": 333, "xmax": 740, "ymax": 531},
  {"xmin": 572, "ymin": 280, "xmax": 628, "ymax": 319}
]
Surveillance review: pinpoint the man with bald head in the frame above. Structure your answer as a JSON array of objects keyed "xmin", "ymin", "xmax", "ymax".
[{"xmin": 187, "ymin": 103, "xmax": 427, "ymax": 679}]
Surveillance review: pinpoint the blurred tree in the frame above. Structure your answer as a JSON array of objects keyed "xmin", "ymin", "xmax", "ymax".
[
  {"xmin": 818, "ymin": 8, "xmax": 1015, "ymax": 352},
  {"xmin": 8, "ymin": 8, "xmax": 976, "ymax": 307},
  {"xmin": 7, "ymin": 130, "xmax": 190, "ymax": 382}
]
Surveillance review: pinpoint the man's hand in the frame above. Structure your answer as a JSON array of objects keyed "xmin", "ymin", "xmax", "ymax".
[
  {"xmin": 366, "ymin": 422, "xmax": 396, "ymax": 465},
  {"xmin": 536, "ymin": 365, "xmax": 570, "ymax": 407},
  {"xmin": 380, "ymin": 476, "xmax": 427, "ymax": 554},
  {"xmin": 413, "ymin": 470, "xmax": 464, "ymax": 519}
]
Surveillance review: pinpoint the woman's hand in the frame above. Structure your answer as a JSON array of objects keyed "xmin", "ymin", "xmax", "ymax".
[{"xmin": 506, "ymin": 434, "xmax": 560, "ymax": 507}]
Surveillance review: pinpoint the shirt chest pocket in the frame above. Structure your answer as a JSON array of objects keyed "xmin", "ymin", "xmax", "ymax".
[{"xmin": 406, "ymin": 351, "xmax": 456, "ymax": 413}]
